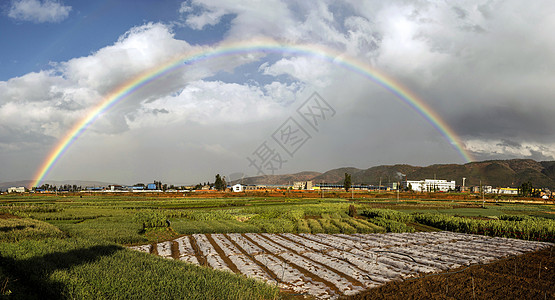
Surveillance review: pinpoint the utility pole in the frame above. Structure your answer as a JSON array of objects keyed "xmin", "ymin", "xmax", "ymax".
[
  {"xmin": 397, "ymin": 182, "xmax": 400, "ymax": 202},
  {"xmin": 480, "ymin": 179, "xmax": 485, "ymax": 208},
  {"xmin": 288, "ymin": 181, "xmax": 290, "ymax": 198}
]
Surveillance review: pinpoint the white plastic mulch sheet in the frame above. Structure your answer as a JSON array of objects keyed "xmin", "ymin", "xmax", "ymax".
[{"xmin": 128, "ymin": 232, "xmax": 552, "ymax": 299}]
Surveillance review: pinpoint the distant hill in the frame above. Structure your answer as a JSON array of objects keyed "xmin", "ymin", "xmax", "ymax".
[
  {"xmin": 4, "ymin": 159, "xmax": 554, "ymax": 191},
  {"xmin": 0, "ymin": 180, "xmax": 118, "ymax": 191},
  {"xmin": 237, "ymin": 159, "xmax": 555, "ymax": 189}
]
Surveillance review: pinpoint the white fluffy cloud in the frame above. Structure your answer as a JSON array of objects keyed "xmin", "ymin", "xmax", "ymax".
[
  {"xmin": 8, "ymin": 0, "xmax": 71, "ymax": 23},
  {"xmin": 180, "ymin": 0, "xmax": 300, "ymax": 39},
  {"xmin": 126, "ymin": 80, "xmax": 301, "ymax": 129},
  {"xmin": 0, "ymin": 22, "xmax": 268, "ymax": 144},
  {"xmin": 60, "ymin": 23, "xmax": 194, "ymax": 95},
  {"xmin": 260, "ymin": 57, "xmax": 332, "ymax": 87}
]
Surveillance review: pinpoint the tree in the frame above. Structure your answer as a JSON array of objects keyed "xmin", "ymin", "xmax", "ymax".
[
  {"xmin": 214, "ymin": 174, "xmax": 225, "ymax": 191},
  {"xmin": 344, "ymin": 173, "xmax": 352, "ymax": 192},
  {"xmin": 519, "ymin": 181, "xmax": 533, "ymax": 197}
]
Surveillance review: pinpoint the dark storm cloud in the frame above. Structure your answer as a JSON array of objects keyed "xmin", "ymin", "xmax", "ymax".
[
  {"xmin": 527, "ymin": 149, "xmax": 554, "ymax": 161},
  {"xmin": 151, "ymin": 108, "xmax": 170, "ymax": 115},
  {"xmin": 497, "ymin": 139, "xmax": 521, "ymax": 148},
  {"xmin": 452, "ymin": 103, "xmax": 555, "ymax": 141},
  {"xmin": 0, "ymin": 124, "xmax": 56, "ymax": 149}
]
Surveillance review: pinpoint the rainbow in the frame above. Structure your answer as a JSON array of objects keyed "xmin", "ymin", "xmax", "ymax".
[{"xmin": 30, "ymin": 38, "xmax": 473, "ymax": 188}]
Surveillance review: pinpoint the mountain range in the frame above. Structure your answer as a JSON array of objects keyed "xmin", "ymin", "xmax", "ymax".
[
  {"xmin": 235, "ymin": 159, "xmax": 555, "ymax": 189},
  {"xmin": 3, "ymin": 159, "xmax": 555, "ymax": 191}
]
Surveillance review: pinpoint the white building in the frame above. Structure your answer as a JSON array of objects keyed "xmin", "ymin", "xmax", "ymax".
[
  {"xmin": 232, "ymin": 184, "xmax": 244, "ymax": 192},
  {"xmin": 293, "ymin": 181, "xmax": 313, "ymax": 190},
  {"xmin": 8, "ymin": 186, "xmax": 26, "ymax": 193},
  {"xmin": 403, "ymin": 179, "xmax": 455, "ymax": 192}
]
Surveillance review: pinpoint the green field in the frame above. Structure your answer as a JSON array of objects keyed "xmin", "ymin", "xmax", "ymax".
[{"xmin": 0, "ymin": 193, "xmax": 553, "ymax": 299}]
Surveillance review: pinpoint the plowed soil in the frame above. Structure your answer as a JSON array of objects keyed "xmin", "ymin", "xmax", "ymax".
[
  {"xmin": 0, "ymin": 212, "xmax": 18, "ymax": 219},
  {"xmin": 343, "ymin": 246, "xmax": 555, "ymax": 300}
]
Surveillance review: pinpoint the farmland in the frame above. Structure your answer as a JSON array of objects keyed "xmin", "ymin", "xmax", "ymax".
[
  {"xmin": 0, "ymin": 192, "xmax": 554, "ymax": 299},
  {"xmin": 130, "ymin": 232, "xmax": 551, "ymax": 299}
]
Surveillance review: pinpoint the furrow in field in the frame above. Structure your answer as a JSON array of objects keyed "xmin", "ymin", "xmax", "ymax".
[
  {"xmin": 278, "ymin": 234, "xmax": 381, "ymax": 289},
  {"xmin": 402, "ymin": 243, "xmax": 478, "ymax": 266},
  {"xmin": 447, "ymin": 240, "xmax": 514, "ymax": 259},
  {"xmin": 170, "ymin": 241, "xmax": 180, "ymax": 260},
  {"xmin": 242, "ymin": 233, "xmax": 336, "ymax": 299},
  {"xmin": 280, "ymin": 233, "xmax": 333, "ymax": 252},
  {"xmin": 324, "ymin": 248, "xmax": 400, "ymax": 282},
  {"xmin": 299, "ymin": 233, "xmax": 354, "ymax": 251},
  {"xmin": 174, "ymin": 236, "xmax": 195, "ymax": 255},
  {"xmin": 173, "ymin": 236, "xmax": 198, "ymax": 264},
  {"xmin": 226, "ymin": 233, "xmax": 265, "ymax": 255},
  {"xmin": 128, "ymin": 232, "xmax": 554, "ymax": 300},
  {"xmin": 188, "ymin": 235, "xmax": 206, "ymax": 266},
  {"xmin": 258, "ymin": 233, "xmax": 367, "ymax": 295},
  {"xmin": 280, "ymin": 234, "xmax": 395, "ymax": 282},
  {"xmin": 192, "ymin": 234, "xmax": 231, "ymax": 272},
  {"xmin": 206, "ymin": 234, "xmax": 240, "ymax": 274},
  {"xmin": 371, "ymin": 251, "xmax": 439, "ymax": 275},
  {"xmin": 211, "ymin": 234, "xmax": 275, "ymax": 284}
]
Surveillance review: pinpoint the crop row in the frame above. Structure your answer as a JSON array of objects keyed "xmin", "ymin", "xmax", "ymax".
[{"xmin": 362, "ymin": 209, "xmax": 555, "ymax": 242}]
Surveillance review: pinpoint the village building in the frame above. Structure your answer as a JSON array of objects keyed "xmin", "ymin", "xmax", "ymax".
[
  {"xmin": 232, "ymin": 184, "xmax": 244, "ymax": 192},
  {"xmin": 293, "ymin": 181, "xmax": 313, "ymax": 190},
  {"xmin": 8, "ymin": 186, "xmax": 26, "ymax": 193},
  {"xmin": 403, "ymin": 179, "xmax": 455, "ymax": 192}
]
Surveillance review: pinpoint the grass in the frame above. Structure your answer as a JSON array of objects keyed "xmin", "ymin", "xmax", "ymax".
[
  {"xmin": 0, "ymin": 217, "xmax": 65, "ymax": 242},
  {"xmin": 0, "ymin": 238, "xmax": 279, "ymax": 299}
]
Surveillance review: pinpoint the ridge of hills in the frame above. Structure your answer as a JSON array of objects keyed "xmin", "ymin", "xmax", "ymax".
[
  {"xmin": 237, "ymin": 159, "xmax": 555, "ymax": 189},
  {"xmin": 3, "ymin": 159, "xmax": 555, "ymax": 191}
]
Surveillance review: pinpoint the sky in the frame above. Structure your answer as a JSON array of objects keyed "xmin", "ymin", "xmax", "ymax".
[{"xmin": 1, "ymin": 0, "xmax": 555, "ymax": 186}]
